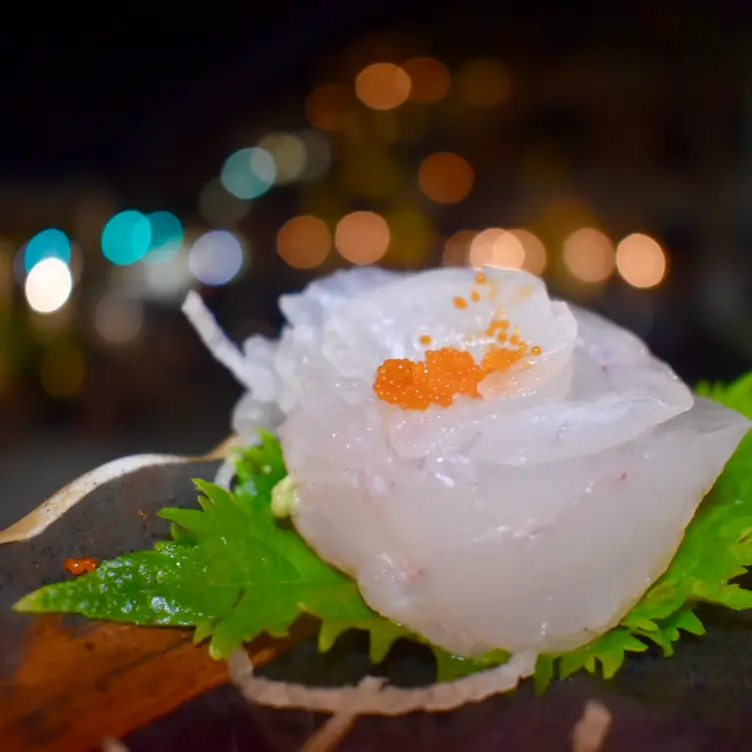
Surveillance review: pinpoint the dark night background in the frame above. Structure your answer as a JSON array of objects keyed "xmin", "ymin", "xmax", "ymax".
[{"xmin": 1, "ymin": 0, "xmax": 752, "ymax": 526}]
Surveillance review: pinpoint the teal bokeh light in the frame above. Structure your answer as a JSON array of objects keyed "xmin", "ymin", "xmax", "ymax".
[
  {"xmin": 220, "ymin": 148, "xmax": 276, "ymax": 200},
  {"xmin": 145, "ymin": 211, "xmax": 184, "ymax": 264},
  {"xmin": 24, "ymin": 228, "xmax": 71, "ymax": 273},
  {"xmin": 101, "ymin": 211, "xmax": 152, "ymax": 265}
]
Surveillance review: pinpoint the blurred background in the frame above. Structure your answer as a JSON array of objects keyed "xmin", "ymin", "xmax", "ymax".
[{"xmin": 1, "ymin": 0, "xmax": 751, "ymax": 526}]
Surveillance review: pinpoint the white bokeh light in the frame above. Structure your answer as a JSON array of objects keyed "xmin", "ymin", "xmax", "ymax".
[
  {"xmin": 24, "ymin": 258, "xmax": 73, "ymax": 314},
  {"xmin": 188, "ymin": 230, "xmax": 246, "ymax": 286}
]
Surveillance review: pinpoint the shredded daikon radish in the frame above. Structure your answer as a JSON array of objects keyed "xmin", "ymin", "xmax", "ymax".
[
  {"xmin": 228, "ymin": 648, "xmax": 536, "ymax": 715},
  {"xmin": 182, "ymin": 290, "xmax": 254, "ymax": 389}
]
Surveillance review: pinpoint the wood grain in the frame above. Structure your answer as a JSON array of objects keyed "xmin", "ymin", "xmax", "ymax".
[{"xmin": 1, "ymin": 617, "xmax": 227, "ymax": 751}]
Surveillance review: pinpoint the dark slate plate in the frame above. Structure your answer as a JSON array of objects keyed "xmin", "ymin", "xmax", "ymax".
[{"xmin": 1, "ymin": 456, "xmax": 751, "ymax": 751}]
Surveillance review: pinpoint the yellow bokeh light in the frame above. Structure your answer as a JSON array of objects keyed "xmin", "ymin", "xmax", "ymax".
[
  {"xmin": 384, "ymin": 211, "xmax": 433, "ymax": 268},
  {"xmin": 335, "ymin": 211, "xmax": 390, "ymax": 265},
  {"xmin": 277, "ymin": 215, "xmax": 332, "ymax": 269},
  {"xmin": 456, "ymin": 58, "xmax": 510, "ymax": 108},
  {"xmin": 403, "ymin": 57, "xmax": 451, "ymax": 103},
  {"xmin": 257, "ymin": 132, "xmax": 307, "ymax": 184},
  {"xmin": 418, "ymin": 152, "xmax": 474, "ymax": 204},
  {"xmin": 355, "ymin": 63, "xmax": 411, "ymax": 111},
  {"xmin": 511, "ymin": 229, "xmax": 547, "ymax": 276},
  {"xmin": 442, "ymin": 230, "xmax": 477, "ymax": 266},
  {"xmin": 563, "ymin": 228, "xmax": 616, "ymax": 283},
  {"xmin": 24, "ymin": 258, "xmax": 73, "ymax": 314},
  {"xmin": 39, "ymin": 343, "xmax": 85, "ymax": 399},
  {"xmin": 305, "ymin": 84, "xmax": 355, "ymax": 132},
  {"xmin": 616, "ymin": 233, "xmax": 668, "ymax": 289},
  {"xmin": 469, "ymin": 229, "xmax": 525, "ymax": 270}
]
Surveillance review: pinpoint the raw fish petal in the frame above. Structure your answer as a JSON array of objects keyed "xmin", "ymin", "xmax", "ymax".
[{"xmin": 185, "ymin": 267, "xmax": 751, "ymax": 657}]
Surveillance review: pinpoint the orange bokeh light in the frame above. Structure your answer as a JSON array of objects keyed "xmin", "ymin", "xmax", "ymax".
[
  {"xmin": 335, "ymin": 211, "xmax": 390, "ymax": 265},
  {"xmin": 509, "ymin": 229, "xmax": 547, "ymax": 276},
  {"xmin": 615, "ymin": 233, "xmax": 668, "ymax": 289},
  {"xmin": 469, "ymin": 229, "xmax": 525, "ymax": 270},
  {"xmin": 355, "ymin": 63, "xmax": 411, "ymax": 111},
  {"xmin": 418, "ymin": 152, "xmax": 474, "ymax": 204},
  {"xmin": 442, "ymin": 230, "xmax": 477, "ymax": 266},
  {"xmin": 305, "ymin": 84, "xmax": 355, "ymax": 131},
  {"xmin": 563, "ymin": 228, "xmax": 616, "ymax": 283},
  {"xmin": 276, "ymin": 215, "xmax": 332, "ymax": 269},
  {"xmin": 403, "ymin": 57, "xmax": 451, "ymax": 103}
]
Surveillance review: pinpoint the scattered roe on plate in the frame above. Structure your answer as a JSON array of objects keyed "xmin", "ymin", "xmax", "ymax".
[
  {"xmin": 374, "ymin": 275, "xmax": 541, "ymax": 410},
  {"xmin": 63, "ymin": 557, "xmax": 99, "ymax": 576}
]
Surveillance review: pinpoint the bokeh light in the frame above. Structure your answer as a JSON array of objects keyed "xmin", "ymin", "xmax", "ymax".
[
  {"xmin": 563, "ymin": 228, "xmax": 616, "ymax": 283},
  {"xmin": 442, "ymin": 230, "xmax": 477, "ymax": 266},
  {"xmin": 298, "ymin": 130, "xmax": 332, "ymax": 180},
  {"xmin": 101, "ymin": 210, "xmax": 152, "ymax": 265},
  {"xmin": 144, "ymin": 211, "xmax": 183, "ymax": 264},
  {"xmin": 615, "ymin": 233, "xmax": 668, "ymax": 289},
  {"xmin": 305, "ymin": 84, "xmax": 355, "ymax": 132},
  {"xmin": 334, "ymin": 211, "xmax": 390, "ymax": 265},
  {"xmin": 95, "ymin": 291, "xmax": 145, "ymax": 344},
  {"xmin": 24, "ymin": 258, "xmax": 73, "ymax": 314},
  {"xmin": 403, "ymin": 57, "xmax": 451, "ymax": 103},
  {"xmin": 127, "ymin": 246, "xmax": 193, "ymax": 302},
  {"xmin": 511, "ymin": 229, "xmax": 548, "ymax": 276},
  {"xmin": 220, "ymin": 148, "xmax": 276, "ymax": 200},
  {"xmin": 385, "ymin": 211, "xmax": 433, "ymax": 268},
  {"xmin": 469, "ymin": 229, "xmax": 525, "ymax": 269},
  {"xmin": 418, "ymin": 152, "xmax": 474, "ymax": 204},
  {"xmin": 355, "ymin": 63, "xmax": 411, "ymax": 110},
  {"xmin": 257, "ymin": 132, "xmax": 307, "ymax": 185},
  {"xmin": 456, "ymin": 58, "xmax": 510, "ymax": 107},
  {"xmin": 198, "ymin": 178, "xmax": 251, "ymax": 227},
  {"xmin": 23, "ymin": 228, "xmax": 71, "ymax": 273},
  {"xmin": 276, "ymin": 215, "xmax": 331, "ymax": 269},
  {"xmin": 188, "ymin": 230, "xmax": 246, "ymax": 286},
  {"xmin": 39, "ymin": 343, "xmax": 85, "ymax": 399}
]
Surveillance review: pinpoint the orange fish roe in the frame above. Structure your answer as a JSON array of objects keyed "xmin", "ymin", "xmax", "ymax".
[
  {"xmin": 374, "ymin": 280, "xmax": 543, "ymax": 410},
  {"xmin": 375, "ymin": 339, "xmax": 540, "ymax": 410},
  {"xmin": 486, "ymin": 318, "xmax": 509, "ymax": 336},
  {"xmin": 374, "ymin": 348, "xmax": 484, "ymax": 410},
  {"xmin": 481, "ymin": 343, "xmax": 529, "ymax": 372},
  {"xmin": 64, "ymin": 556, "xmax": 99, "ymax": 576}
]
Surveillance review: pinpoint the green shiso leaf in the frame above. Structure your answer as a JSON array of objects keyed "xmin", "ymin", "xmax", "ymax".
[
  {"xmin": 13, "ymin": 376, "xmax": 752, "ymax": 688},
  {"xmin": 12, "ymin": 429, "xmax": 470, "ymax": 675},
  {"xmin": 530, "ymin": 372, "xmax": 752, "ymax": 691}
]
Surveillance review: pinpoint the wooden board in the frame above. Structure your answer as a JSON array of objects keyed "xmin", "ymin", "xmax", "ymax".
[
  {"xmin": 3, "ymin": 456, "xmax": 752, "ymax": 751},
  {"xmin": 0, "ymin": 458, "xmax": 292, "ymax": 752}
]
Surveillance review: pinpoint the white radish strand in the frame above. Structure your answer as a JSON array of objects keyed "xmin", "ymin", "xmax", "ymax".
[
  {"xmin": 182, "ymin": 290, "xmax": 255, "ymax": 390},
  {"xmin": 228, "ymin": 648, "xmax": 536, "ymax": 715}
]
